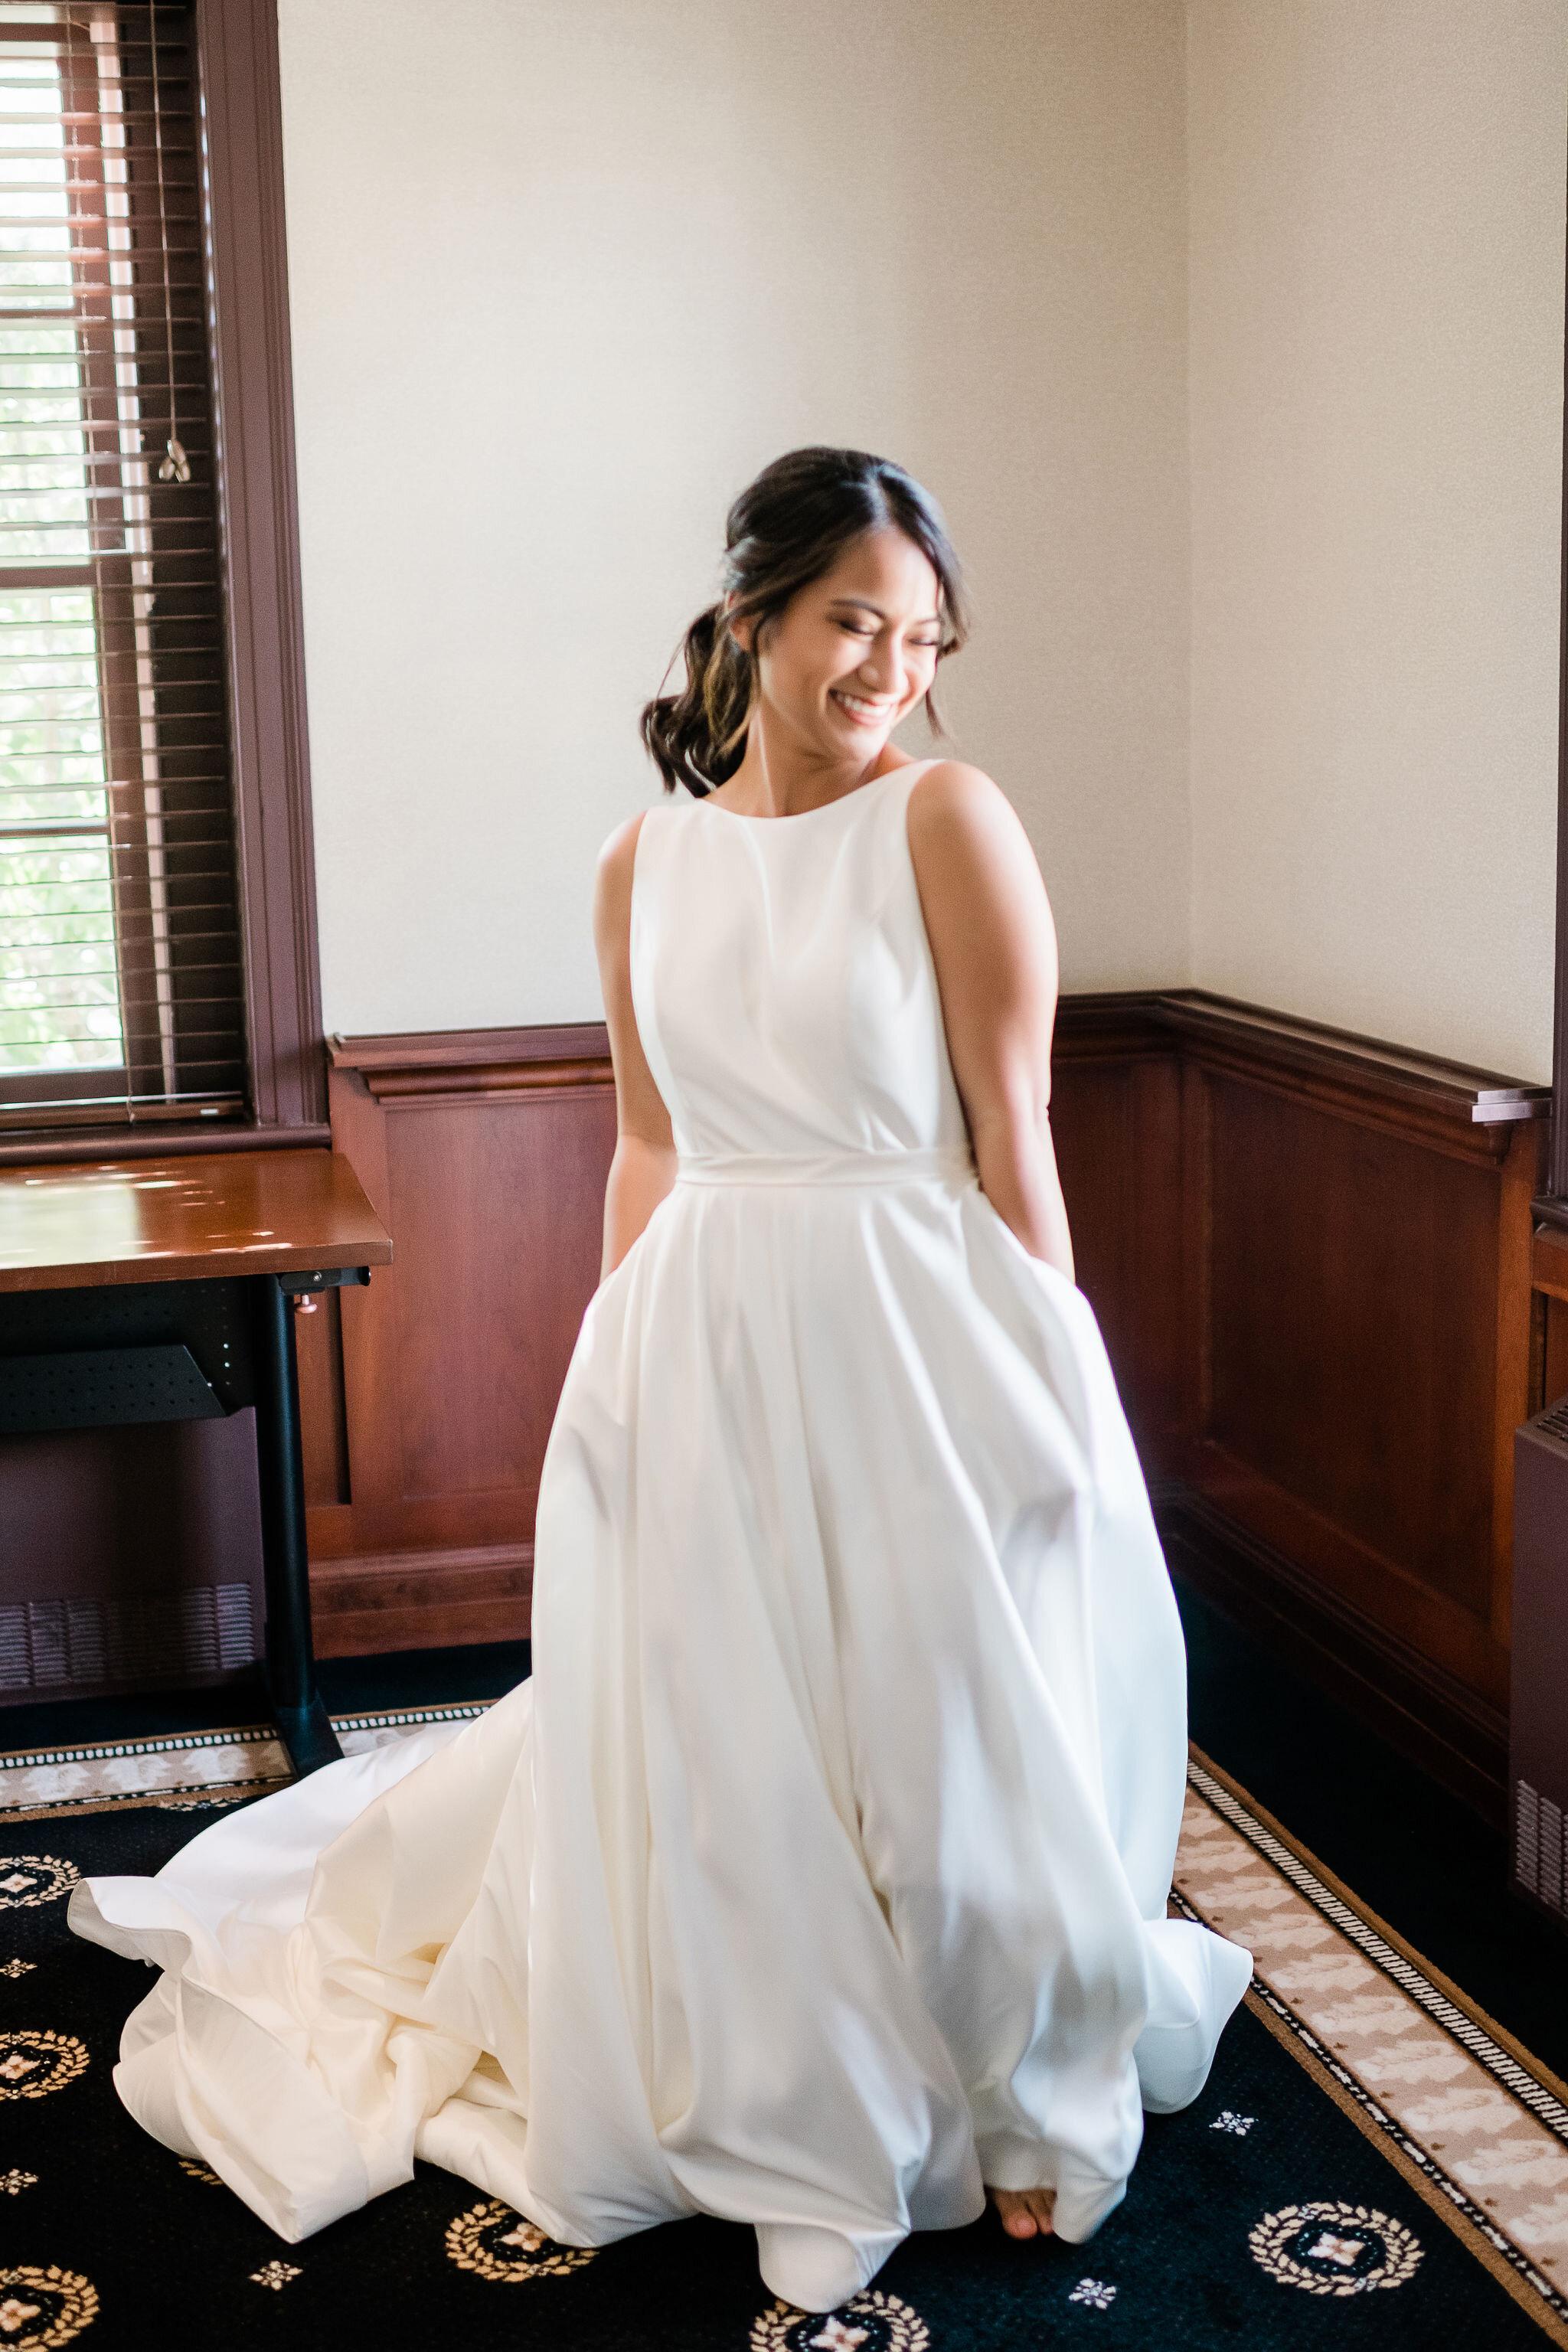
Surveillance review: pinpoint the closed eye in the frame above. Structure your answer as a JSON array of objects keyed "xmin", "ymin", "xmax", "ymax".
[{"xmin": 838, "ymin": 622, "xmax": 942, "ymax": 650}]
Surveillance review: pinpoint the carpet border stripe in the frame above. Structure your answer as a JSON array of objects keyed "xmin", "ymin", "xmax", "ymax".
[
  {"xmin": 1187, "ymin": 1747, "xmax": 1568, "ymax": 2138},
  {"xmin": 0, "ymin": 1702, "xmax": 493, "ymax": 1819},
  {"xmin": 0, "ymin": 1702, "xmax": 491, "ymax": 1779},
  {"xmin": 1188, "ymin": 1739, "xmax": 1568, "ymax": 2109}
]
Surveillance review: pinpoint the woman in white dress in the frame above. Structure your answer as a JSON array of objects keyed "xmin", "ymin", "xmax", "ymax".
[{"xmin": 70, "ymin": 447, "xmax": 1250, "ymax": 2317}]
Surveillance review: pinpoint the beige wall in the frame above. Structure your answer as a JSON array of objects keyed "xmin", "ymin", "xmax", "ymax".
[
  {"xmin": 279, "ymin": 1, "xmax": 1566, "ymax": 1079},
  {"xmin": 1187, "ymin": 0, "xmax": 1566, "ymax": 1082},
  {"xmin": 276, "ymin": 0, "xmax": 1191, "ymax": 1033}
]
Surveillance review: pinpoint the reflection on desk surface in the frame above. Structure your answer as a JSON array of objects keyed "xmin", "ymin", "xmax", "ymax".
[{"xmin": 0, "ymin": 1151, "xmax": 393, "ymax": 1291}]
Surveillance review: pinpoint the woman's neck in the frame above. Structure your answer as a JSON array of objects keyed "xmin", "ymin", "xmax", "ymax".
[{"xmin": 708, "ymin": 713, "xmax": 910, "ymax": 819}]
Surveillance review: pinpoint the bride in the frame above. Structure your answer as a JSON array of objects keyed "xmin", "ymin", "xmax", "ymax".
[{"xmin": 71, "ymin": 446, "xmax": 1250, "ymax": 2317}]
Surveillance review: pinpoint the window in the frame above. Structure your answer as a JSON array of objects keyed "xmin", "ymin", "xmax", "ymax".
[{"xmin": 0, "ymin": 0, "xmax": 247, "ymax": 1133}]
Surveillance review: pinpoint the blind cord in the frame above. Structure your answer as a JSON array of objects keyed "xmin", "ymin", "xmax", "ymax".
[
  {"xmin": 149, "ymin": 0, "xmax": 187, "ymax": 485},
  {"xmin": 63, "ymin": 0, "xmax": 134, "ymax": 1104}
]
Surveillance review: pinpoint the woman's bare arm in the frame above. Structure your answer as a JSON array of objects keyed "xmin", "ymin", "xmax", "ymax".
[
  {"xmin": 593, "ymin": 815, "xmax": 677, "ymax": 1277},
  {"xmin": 906, "ymin": 763, "xmax": 1074, "ymax": 1280}
]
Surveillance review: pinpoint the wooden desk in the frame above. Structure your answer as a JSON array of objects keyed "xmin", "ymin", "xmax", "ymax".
[{"xmin": 0, "ymin": 1152, "xmax": 393, "ymax": 1775}]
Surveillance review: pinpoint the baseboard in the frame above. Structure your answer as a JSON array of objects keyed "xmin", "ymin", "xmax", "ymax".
[
  {"xmin": 1156, "ymin": 1483, "xmax": 1508, "ymax": 1828},
  {"xmin": 309, "ymin": 1544, "xmax": 533, "ymax": 1658}
]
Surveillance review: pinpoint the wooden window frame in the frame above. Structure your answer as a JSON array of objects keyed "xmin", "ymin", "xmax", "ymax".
[
  {"xmin": 1544, "ymin": 139, "xmax": 1568, "ymax": 1229},
  {"xmin": 0, "ymin": 0, "xmax": 325, "ymax": 1165}
]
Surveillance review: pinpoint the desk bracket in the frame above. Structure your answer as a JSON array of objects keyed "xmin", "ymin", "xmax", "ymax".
[{"xmin": 279, "ymin": 1266, "xmax": 371, "ymax": 1297}]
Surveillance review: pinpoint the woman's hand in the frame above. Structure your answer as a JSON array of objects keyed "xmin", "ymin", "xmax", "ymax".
[
  {"xmin": 907, "ymin": 763, "xmax": 1075, "ymax": 1281},
  {"xmin": 594, "ymin": 816, "xmax": 678, "ymax": 1277}
]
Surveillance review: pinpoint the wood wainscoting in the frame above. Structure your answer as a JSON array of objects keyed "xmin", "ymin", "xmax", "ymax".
[
  {"xmin": 1052, "ymin": 995, "xmax": 1547, "ymax": 1823},
  {"xmin": 299, "ymin": 1027, "xmax": 616, "ymax": 1655},
  {"xmin": 302, "ymin": 996, "xmax": 1548, "ymax": 1821}
]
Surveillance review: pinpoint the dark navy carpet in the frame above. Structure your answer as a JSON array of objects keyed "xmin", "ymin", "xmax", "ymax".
[{"xmin": 0, "ymin": 1718, "xmax": 1552, "ymax": 2347}]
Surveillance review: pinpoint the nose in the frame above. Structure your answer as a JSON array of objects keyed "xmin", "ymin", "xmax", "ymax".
[{"xmin": 855, "ymin": 633, "xmax": 898, "ymax": 694}]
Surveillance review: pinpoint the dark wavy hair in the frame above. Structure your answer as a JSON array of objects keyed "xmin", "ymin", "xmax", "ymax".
[{"xmin": 640, "ymin": 447, "xmax": 969, "ymax": 796}]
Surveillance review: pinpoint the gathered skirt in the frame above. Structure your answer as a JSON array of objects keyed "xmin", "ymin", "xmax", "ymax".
[{"xmin": 72, "ymin": 1171, "xmax": 1250, "ymax": 2312}]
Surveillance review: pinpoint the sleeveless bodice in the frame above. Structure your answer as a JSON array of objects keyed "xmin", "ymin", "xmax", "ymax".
[{"xmin": 629, "ymin": 764, "xmax": 971, "ymax": 1163}]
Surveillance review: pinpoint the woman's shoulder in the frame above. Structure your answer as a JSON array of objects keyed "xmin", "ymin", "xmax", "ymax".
[
  {"xmin": 593, "ymin": 807, "xmax": 663, "ymax": 939},
  {"xmin": 905, "ymin": 757, "xmax": 1027, "ymax": 850},
  {"xmin": 904, "ymin": 758, "xmax": 1050, "ymax": 919},
  {"xmin": 597, "ymin": 806, "xmax": 650, "ymax": 877},
  {"xmin": 596, "ymin": 797, "xmax": 684, "ymax": 885}
]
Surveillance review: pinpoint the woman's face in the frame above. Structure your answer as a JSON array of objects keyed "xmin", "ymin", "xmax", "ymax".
[{"xmin": 741, "ymin": 526, "xmax": 944, "ymax": 766}]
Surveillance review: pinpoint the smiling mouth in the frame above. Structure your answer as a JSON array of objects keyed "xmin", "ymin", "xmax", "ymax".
[{"xmin": 831, "ymin": 689, "xmax": 893, "ymax": 726}]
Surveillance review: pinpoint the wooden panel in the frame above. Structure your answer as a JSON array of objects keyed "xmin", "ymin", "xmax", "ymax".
[
  {"xmin": 1542, "ymin": 1295, "xmax": 1568, "ymax": 1412},
  {"xmin": 1051, "ymin": 1021, "xmax": 1185, "ymax": 1472},
  {"xmin": 1051, "ymin": 1060, "xmax": 1135, "ymax": 1347},
  {"xmin": 306, "ymin": 1025, "xmax": 616, "ymax": 1644},
  {"xmin": 1207, "ymin": 1077, "xmax": 1498, "ymax": 1617},
  {"xmin": 1534, "ymin": 1223, "xmax": 1568, "ymax": 1305},
  {"xmin": 310, "ymin": 1544, "xmax": 532, "ymax": 1658},
  {"xmin": 1159, "ymin": 1489, "xmax": 1508, "ymax": 1824},
  {"xmin": 388, "ymin": 1091, "xmax": 610, "ymax": 1502},
  {"xmin": 1527, "ymin": 1228, "xmax": 1568, "ymax": 1417},
  {"xmin": 296, "ymin": 1288, "xmax": 348, "ymax": 1507},
  {"xmin": 1193, "ymin": 1438, "xmax": 1508, "ymax": 1707},
  {"xmin": 1492, "ymin": 1121, "xmax": 1541, "ymax": 1645},
  {"xmin": 1182, "ymin": 1034, "xmax": 1544, "ymax": 1770}
]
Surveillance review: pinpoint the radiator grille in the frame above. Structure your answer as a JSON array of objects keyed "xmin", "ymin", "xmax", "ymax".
[
  {"xmin": 1515, "ymin": 1778, "xmax": 1568, "ymax": 1916},
  {"xmin": 0, "ymin": 1581, "xmax": 256, "ymax": 1693}
]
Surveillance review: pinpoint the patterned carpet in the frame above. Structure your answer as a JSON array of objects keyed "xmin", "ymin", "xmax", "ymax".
[{"xmin": 2, "ymin": 1709, "xmax": 1563, "ymax": 2348}]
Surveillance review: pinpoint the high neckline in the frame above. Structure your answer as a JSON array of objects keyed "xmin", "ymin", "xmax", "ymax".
[{"xmin": 691, "ymin": 763, "xmax": 926, "ymax": 825}]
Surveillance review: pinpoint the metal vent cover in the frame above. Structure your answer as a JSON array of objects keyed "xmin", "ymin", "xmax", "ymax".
[
  {"xmin": 0, "ymin": 1583, "xmax": 256, "ymax": 1695},
  {"xmin": 1515, "ymin": 1778, "xmax": 1566, "ymax": 1916},
  {"xmin": 1533, "ymin": 1396, "xmax": 1568, "ymax": 1446}
]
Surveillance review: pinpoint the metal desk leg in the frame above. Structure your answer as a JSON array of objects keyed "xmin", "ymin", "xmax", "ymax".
[{"xmin": 250, "ymin": 1272, "xmax": 342, "ymax": 1776}]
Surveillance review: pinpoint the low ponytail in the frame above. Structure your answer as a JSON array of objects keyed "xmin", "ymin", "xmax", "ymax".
[
  {"xmin": 639, "ymin": 603, "xmax": 755, "ymax": 797},
  {"xmin": 639, "ymin": 447, "xmax": 968, "ymax": 797}
]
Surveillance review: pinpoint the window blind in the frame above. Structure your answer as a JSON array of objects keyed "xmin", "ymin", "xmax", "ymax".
[{"xmin": 0, "ymin": 0, "xmax": 247, "ymax": 1132}]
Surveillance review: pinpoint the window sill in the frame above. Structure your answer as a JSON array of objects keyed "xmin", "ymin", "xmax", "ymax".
[{"xmin": 0, "ymin": 1122, "xmax": 332, "ymax": 1169}]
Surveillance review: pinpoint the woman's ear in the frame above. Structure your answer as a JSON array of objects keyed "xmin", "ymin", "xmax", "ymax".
[{"xmin": 724, "ymin": 598, "xmax": 754, "ymax": 657}]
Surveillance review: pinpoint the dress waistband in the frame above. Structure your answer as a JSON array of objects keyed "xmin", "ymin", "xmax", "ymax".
[{"xmin": 675, "ymin": 1145, "xmax": 975, "ymax": 1189}]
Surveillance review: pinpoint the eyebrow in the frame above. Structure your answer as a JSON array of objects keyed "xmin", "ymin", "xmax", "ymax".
[{"xmin": 825, "ymin": 596, "xmax": 943, "ymax": 626}]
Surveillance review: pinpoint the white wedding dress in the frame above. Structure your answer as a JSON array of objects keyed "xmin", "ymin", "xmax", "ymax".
[{"xmin": 70, "ymin": 761, "xmax": 1250, "ymax": 2314}]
